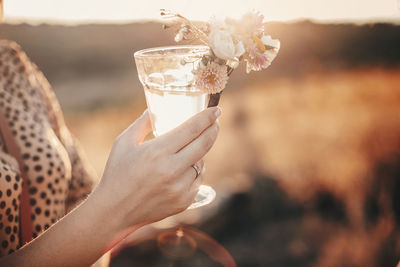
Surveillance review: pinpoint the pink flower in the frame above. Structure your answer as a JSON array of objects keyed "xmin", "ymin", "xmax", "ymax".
[
  {"xmin": 261, "ymin": 35, "xmax": 280, "ymax": 50},
  {"xmin": 245, "ymin": 42, "xmax": 271, "ymax": 73},
  {"xmin": 241, "ymin": 11, "xmax": 264, "ymax": 35},
  {"xmin": 196, "ymin": 62, "xmax": 228, "ymax": 94},
  {"xmin": 243, "ymin": 34, "xmax": 280, "ymax": 73},
  {"xmin": 226, "ymin": 11, "xmax": 264, "ymax": 38}
]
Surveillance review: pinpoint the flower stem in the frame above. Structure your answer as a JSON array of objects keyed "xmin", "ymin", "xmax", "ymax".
[
  {"xmin": 208, "ymin": 92, "xmax": 222, "ymax": 107},
  {"xmin": 207, "ymin": 66, "xmax": 233, "ymax": 107}
]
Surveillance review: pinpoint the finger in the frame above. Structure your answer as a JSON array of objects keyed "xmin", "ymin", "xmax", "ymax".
[
  {"xmin": 156, "ymin": 107, "xmax": 221, "ymax": 153},
  {"xmin": 120, "ymin": 110, "xmax": 152, "ymax": 145},
  {"xmin": 190, "ymin": 161, "xmax": 204, "ymax": 189},
  {"xmin": 191, "ymin": 159, "xmax": 204, "ymax": 182},
  {"xmin": 173, "ymin": 122, "xmax": 219, "ymax": 172},
  {"xmin": 190, "ymin": 173, "xmax": 203, "ymax": 192},
  {"xmin": 181, "ymin": 173, "xmax": 204, "ymax": 208},
  {"xmin": 187, "ymin": 174, "xmax": 203, "ymax": 203},
  {"xmin": 177, "ymin": 169, "xmax": 204, "ymax": 211},
  {"xmin": 176, "ymin": 159, "xmax": 204, "ymax": 191}
]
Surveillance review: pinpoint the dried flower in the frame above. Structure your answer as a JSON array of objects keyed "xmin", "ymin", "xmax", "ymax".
[
  {"xmin": 196, "ymin": 62, "xmax": 228, "ymax": 94},
  {"xmin": 174, "ymin": 24, "xmax": 188, "ymax": 42},
  {"xmin": 161, "ymin": 9, "xmax": 280, "ymax": 103},
  {"xmin": 161, "ymin": 9, "xmax": 209, "ymax": 45}
]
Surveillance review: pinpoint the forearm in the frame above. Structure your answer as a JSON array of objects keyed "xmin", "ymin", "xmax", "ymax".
[{"xmin": 0, "ymin": 186, "xmax": 125, "ymax": 267}]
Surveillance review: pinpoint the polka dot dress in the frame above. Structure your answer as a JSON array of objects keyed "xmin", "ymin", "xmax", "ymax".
[{"xmin": 0, "ymin": 40, "xmax": 96, "ymax": 256}]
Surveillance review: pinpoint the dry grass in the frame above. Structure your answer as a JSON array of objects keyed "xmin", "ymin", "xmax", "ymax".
[
  {"xmin": 65, "ymin": 68, "xmax": 400, "ymax": 196},
  {"xmin": 65, "ymin": 68, "xmax": 400, "ymax": 266}
]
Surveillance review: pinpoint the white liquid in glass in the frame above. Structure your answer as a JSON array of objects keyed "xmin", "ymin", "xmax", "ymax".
[
  {"xmin": 135, "ymin": 45, "xmax": 216, "ymax": 209},
  {"xmin": 145, "ymin": 86, "xmax": 209, "ymax": 136}
]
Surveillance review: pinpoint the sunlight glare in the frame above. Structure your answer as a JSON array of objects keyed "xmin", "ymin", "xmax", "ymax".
[{"xmin": 3, "ymin": 0, "xmax": 399, "ymax": 24}]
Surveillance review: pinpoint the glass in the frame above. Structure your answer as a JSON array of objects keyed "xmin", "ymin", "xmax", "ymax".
[{"xmin": 134, "ymin": 45, "xmax": 216, "ymax": 209}]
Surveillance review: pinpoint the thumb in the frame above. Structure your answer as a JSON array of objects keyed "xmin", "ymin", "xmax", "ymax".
[{"xmin": 121, "ymin": 110, "xmax": 152, "ymax": 145}]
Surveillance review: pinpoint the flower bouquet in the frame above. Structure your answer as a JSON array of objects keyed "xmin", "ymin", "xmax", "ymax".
[
  {"xmin": 134, "ymin": 10, "xmax": 280, "ymax": 209},
  {"xmin": 161, "ymin": 9, "xmax": 281, "ymax": 107}
]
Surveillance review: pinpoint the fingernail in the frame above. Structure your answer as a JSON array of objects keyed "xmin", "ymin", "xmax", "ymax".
[{"xmin": 215, "ymin": 107, "xmax": 221, "ymax": 118}]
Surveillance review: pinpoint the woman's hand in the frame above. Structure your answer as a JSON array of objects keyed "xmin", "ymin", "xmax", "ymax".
[
  {"xmin": 0, "ymin": 107, "xmax": 220, "ymax": 267},
  {"xmin": 97, "ymin": 107, "xmax": 221, "ymax": 230}
]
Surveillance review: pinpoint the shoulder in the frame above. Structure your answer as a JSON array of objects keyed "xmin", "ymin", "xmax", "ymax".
[
  {"xmin": 0, "ymin": 40, "xmax": 48, "ymax": 84},
  {"xmin": 0, "ymin": 40, "xmax": 33, "ymax": 79},
  {"xmin": 0, "ymin": 40, "xmax": 22, "ymax": 54},
  {"xmin": 0, "ymin": 40, "xmax": 50, "ymax": 102},
  {"xmin": 0, "ymin": 40, "xmax": 26, "ymax": 63}
]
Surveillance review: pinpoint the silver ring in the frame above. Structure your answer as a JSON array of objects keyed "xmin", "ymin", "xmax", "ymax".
[{"xmin": 192, "ymin": 164, "xmax": 201, "ymax": 179}]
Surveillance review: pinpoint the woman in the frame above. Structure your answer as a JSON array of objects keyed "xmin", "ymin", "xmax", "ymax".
[{"xmin": 0, "ymin": 1, "xmax": 220, "ymax": 266}]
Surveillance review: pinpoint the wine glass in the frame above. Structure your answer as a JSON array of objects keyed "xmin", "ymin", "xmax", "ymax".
[{"xmin": 134, "ymin": 45, "xmax": 216, "ymax": 209}]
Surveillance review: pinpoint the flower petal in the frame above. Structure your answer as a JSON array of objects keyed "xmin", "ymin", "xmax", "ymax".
[
  {"xmin": 261, "ymin": 35, "xmax": 280, "ymax": 50},
  {"xmin": 195, "ymin": 62, "xmax": 228, "ymax": 94},
  {"xmin": 235, "ymin": 41, "xmax": 245, "ymax": 58}
]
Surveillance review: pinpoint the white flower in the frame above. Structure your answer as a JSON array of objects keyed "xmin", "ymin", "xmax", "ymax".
[
  {"xmin": 235, "ymin": 41, "xmax": 245, "ymax": 58},
  {"xmin": 208, "ymin": 27, "xmax": 245, "ymax": 61},
  {"xmin": 261, "ymin": 35, "xmax": 280, "ymax": 50}
]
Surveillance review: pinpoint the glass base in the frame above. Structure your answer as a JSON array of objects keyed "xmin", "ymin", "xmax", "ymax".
[{"xmin": 188, "ymin": 185, "xmax": 216, "ymax": 210}]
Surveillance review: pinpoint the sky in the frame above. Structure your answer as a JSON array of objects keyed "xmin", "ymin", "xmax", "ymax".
[{"xmin": 4, "ymin": 0, "xmax": 400, "ymax": 24}]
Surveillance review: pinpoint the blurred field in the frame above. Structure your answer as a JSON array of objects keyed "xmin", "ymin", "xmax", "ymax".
[
  {"xmin": 65, "ymin": 66, "xmax": 400, "ymax": 193},
  {"xmin": 68, "ymin": 67, "xmax": 400, "ymax": 267},
  {"xmin": 1, "ymin": 21, "xmax": 400, "ymax": 266}
]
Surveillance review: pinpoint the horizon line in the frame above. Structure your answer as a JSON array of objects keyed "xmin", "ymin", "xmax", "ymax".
[{"xmin": 3, "ymin": 16, "xmax": 400, "ymax": 26}]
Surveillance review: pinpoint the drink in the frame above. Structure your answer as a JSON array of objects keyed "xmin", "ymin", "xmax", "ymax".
[
  {"xmin": 134, "ymin": 45, "xmax": 216, "ymax": 209},
  {"xmin": 144, "ymin": 86, "xmax": 209, "ymax": 136}
]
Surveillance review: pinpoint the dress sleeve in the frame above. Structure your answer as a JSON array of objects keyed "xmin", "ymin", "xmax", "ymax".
[{"xmin": 31, "ymin": 64, "xmax": 97, "ymax": 212}]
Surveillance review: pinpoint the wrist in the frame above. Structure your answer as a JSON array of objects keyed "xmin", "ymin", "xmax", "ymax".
[
  {"xmin": 92, "ymin": 186, "xmax": 145, "ymax": 252},
  {"xmin": 89, "ymin": 182, "xmax": 145, "ymax": 248},
  {"xmin": 89, "ymin": 184, "xmax": 127, "ymax": 235}
]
